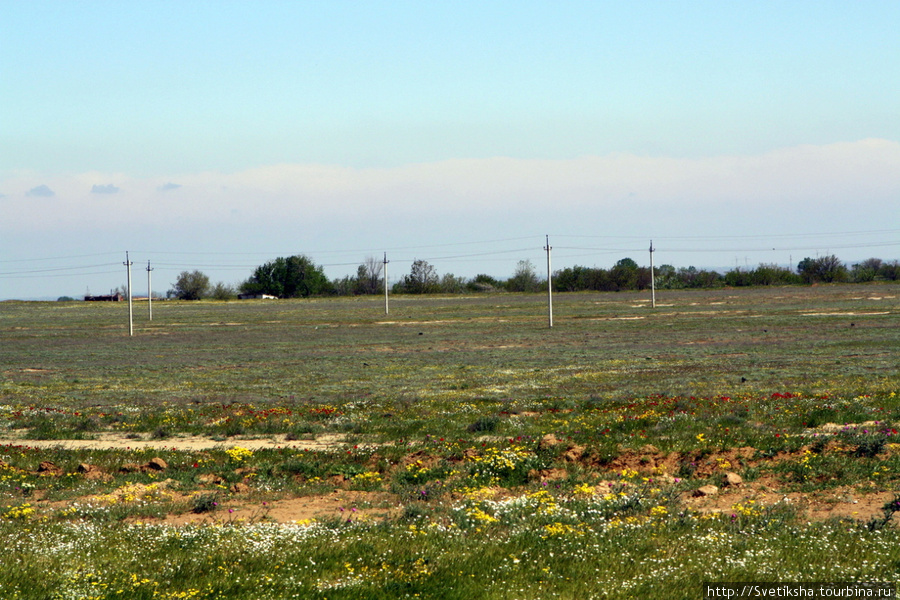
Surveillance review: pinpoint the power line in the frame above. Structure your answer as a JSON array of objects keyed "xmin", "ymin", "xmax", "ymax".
[
  {"xmin": 0, "ymin": 252, "xmax": 119, "ymax": 264},
  {"xmin": 0, "ymin": 263, "xmax": 121, "ymax": 277},
  {"xmin": 1, "ymin": 229, "xmax": 897, "ymax": 289},
  {"xmin": 552, "ymin": 228, "xmax": 900, "ymax": 242},
  {"xmin": 0, "ymin": 269, "xmax": 122, "ymax": 279}
]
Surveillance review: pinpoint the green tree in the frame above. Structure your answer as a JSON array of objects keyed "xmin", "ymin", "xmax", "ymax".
[
  {"xmin": 353, "ymin": 256, "xmax": 383, "ymax": 295},
  {"xmin": 878, "ymin": 260, "xmax": 900, "ymax": 281},
  {"xmin": 506, "ymin": 260, "xmax": 540, "ymax": 292},
  {"xmin": 400, "ymin": 259, "xmax": 439, "ymax": 294},
  {"xmin": 797, "ymin": 255, "xmax": 847, "ymax": 284},
  {"xmin": 171, "ymin": 270, "xmax": 210, "ymax": 300},
  {"xmin": 677, "ymin": 266, "xmax": 723, "ymax": 288},
  {"xmin": 440, "ymin": 273, "xmax": 467, "ymax": 293},
  {"xmin": 851, "ymin": 258, "xmax": 882, "ymax": 283},
  {"xmin": 467, "ymin": 274, "xmax": 503, "ymax": 292},
  {"xmin": 331, "ymin": 275, "xmax": 355, "ymax": 296},
  {"xmin": 655, "ymin": 264, "xmax": 682, "ymax": 289},
  {"xmin": 210, "ymin": 282, "xmax": 237, "ymax": 300},
  {"xmin": 241, "ymin": 255, "xmax": 332, "ymax": 298},
  {"xmin": 554, "ymin": 266, "xmax": 590, "ymax": 292},
  {"xmin": 610, "ymin": 257, "xmax": 639, "ymax": 290}
]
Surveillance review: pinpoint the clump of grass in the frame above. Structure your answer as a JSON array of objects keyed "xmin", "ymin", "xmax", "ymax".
[
  {"xmin": 191, "ymin": 492, "xmax": 220, "ymax": 514},
  {"xmin": 151, "ymin": 427, "xmax": 171, "ymax": 440},
  {"xmin": 863, "ymin": 495, "xmax": 900, "ymax": 531},
  {"xmin": 467, "ymin": 415, "xmax": 500, "ymax": 433}
]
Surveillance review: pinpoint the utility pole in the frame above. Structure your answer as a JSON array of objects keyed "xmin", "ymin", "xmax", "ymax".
[
  {"xmin": 545, "ymin": 235, "xmax": 553, "ymax": 328},
  {"xmin": 146, "ymin": 260, "xmax": 154, "ymax": 321},
  {"xmin": 124, "ymin": 252, "xmax": 134, "ymax": 336},
  {"xmin": 649, "ymin": 240, "xmax": 656, "ymax": 308},
  {"xmin": 383, "ymin": 252, "xmax": 390, "ymax": 315}
]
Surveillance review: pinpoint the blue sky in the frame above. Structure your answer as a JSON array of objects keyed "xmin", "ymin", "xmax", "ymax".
[{"xmin": 2, "ymin": 1, "xmax": 899, "ymax": 299}]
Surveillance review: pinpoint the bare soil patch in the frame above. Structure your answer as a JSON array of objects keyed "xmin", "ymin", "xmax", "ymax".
[
  {"xmin": 161, "ymin": 490, "xmax": 401, "ymax": 526},
  {"xmin": 0, "ymin": 433, "xmax": 349, "ymax": 451},
  {"xmin": 681, "ymin": 482, "xmax": 896, "ymax": 524}
]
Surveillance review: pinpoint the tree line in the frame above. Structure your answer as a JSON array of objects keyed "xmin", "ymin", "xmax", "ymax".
[{"xmin": 167, "ymin": 254, "xmax": 900, "ymax": 300}]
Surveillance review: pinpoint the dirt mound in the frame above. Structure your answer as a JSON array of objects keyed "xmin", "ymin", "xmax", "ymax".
[
  {"xmin": 601, "ymin": 446, "xmax": 758, "ymax": 478},
  {"xmin": 161, "ymin": 490, "xmax": 400, "ymax": 526}
]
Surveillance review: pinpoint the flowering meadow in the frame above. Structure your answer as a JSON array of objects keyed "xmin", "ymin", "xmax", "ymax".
[{"xmin": 1, "ymin": 285, "xmax": 898, "ymax": 598}]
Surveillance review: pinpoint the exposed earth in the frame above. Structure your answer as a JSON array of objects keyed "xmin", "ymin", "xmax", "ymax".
[{"xmin": 3, "ymin": 431, "xmax": 897, "ymax": 527}]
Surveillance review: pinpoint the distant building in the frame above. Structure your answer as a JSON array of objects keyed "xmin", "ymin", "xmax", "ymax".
[
  {"xmin": 85, "ymin": 293, "xmax": 124, "ymax": 301},
  {"xmin": 237, "ymin": 293, "xmax": 278, "ymax": 300}
]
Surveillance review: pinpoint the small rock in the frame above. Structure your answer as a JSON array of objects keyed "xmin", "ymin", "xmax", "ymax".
[
  {"xmin": 37, "ymin": 461, "xmax": 63, "ymax": 476},
  {"xmin": 528, "ymin": 468, "xmax": 568, "ymax": 482},
  {"xmin": 693, "ymin": 485, "xmax": 719, "ymax": 497},
  {"xmin": 594, "ymin": 481, "xmax": 614, "ymax": 495},
  {"xmin": 146, "ymin": 457, "xmax": 168, "ymax": 471},
  {"xmin": 538, "ymin": 434, "xmax": 561, "ymax": 450},
  {"xmin": 723, "ymin": 472, "xmax": 743, "ymax": 487},
  {"xmin": 77, "ymin": 463, "xmax": 110, "ymax": 481},
  {"xmin": 564, "ymin": 445, "xmax": 585, "ymax": 462},
  {"xmin": 197, "ymin": 473, "xmax": 225, "ymax": 485}
]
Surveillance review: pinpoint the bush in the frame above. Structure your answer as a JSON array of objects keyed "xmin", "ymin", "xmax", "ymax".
[
  {"xmin": 210, "ymin": 282, "xmax": 237, "ymax": 300},
  {"xmin": 191, "ymin": 492, "xmax": 220, "ymax": 514},
  {"xmin": 241, "ymin": 255, "xmax": 332, "ymax": 298},
  {"xmin": 798, "ymin": 255, "xmax": 847, "ymax": 283},
  {"xmin": 170, "ymin": 271, "xmax": 210, "ymax": 300}
]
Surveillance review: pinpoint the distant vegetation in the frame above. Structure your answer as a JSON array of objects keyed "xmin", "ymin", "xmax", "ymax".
[{"xmin": 163, "ymin": 254, "xmax": 899, "ymax": 299}]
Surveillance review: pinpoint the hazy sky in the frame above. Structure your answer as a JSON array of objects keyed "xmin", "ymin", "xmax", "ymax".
[{"xmin": 2, "ymin": 1, "xmax": 898, "ymax": 299}]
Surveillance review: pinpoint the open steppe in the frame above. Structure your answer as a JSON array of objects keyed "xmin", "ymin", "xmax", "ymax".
[{"xmin": 1, "ymin": 284, "xmax": 899, "ymax": 599}]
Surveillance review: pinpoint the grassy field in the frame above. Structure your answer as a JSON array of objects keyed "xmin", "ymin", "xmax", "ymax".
[{"xmin": 1, "ymin": 284, "xmax": 899, "ymax": 599}]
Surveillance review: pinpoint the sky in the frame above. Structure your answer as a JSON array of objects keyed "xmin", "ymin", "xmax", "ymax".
[{"xmin": 2, "ymin": 1, "xmax": 899, "ymax": 299}]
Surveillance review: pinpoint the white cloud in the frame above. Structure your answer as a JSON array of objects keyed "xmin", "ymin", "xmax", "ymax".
[
  {"xmin": 3, "ymin": 139, "xmax": 898, "ymax": 233},
  {"xmin": 25, "ymin": 184, "xmax": 55, "ymax": 197}
]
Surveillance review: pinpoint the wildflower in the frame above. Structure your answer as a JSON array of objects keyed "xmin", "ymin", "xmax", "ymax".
[
  {"xmin": 225, "ymin": 446, "xmax": 254, "ymax": 462},
  {"xmin": 573, "ymin": 483, "xmax": 595, "ymax": 497}
]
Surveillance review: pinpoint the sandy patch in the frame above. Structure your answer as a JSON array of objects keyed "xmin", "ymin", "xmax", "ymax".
[
  {"xmin": 802, "ymin": 312, "xmax": 890, "ymax": 316},
  {"xmin": 161, "ymin": 490, "xmax": 401, "ymax": 526},
  {"xmin": 0, "ymin": 433, "xmax": 350, "ymax": 452}
]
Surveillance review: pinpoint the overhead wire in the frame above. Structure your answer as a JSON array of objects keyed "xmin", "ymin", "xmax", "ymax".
[{"xmin": 1, "ymin": 230, "xmax": 897, "ymax": 283}]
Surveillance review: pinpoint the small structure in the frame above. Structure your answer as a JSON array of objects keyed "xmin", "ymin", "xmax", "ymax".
[
  {"xmin": 237, "ymin": 293, "xmax": 278, "ymax": 300},
  {"xmin": 85, "ymin": 293, "xmax": 124, "ymax": 302}
]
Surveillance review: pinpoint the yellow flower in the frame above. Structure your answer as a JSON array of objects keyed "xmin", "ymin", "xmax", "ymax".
[
  {"xmin": 225, "ymin": 446, "xmax": 254, "ymax": 462},
  {"xmin": 572, "ymin": 483, "xmax": 595, "ymax": 497}
]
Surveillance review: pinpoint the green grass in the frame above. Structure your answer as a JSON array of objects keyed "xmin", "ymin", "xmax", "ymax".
[{"xmin": 1, "ymin": 285, "xmax": 899, "ymax": 598}]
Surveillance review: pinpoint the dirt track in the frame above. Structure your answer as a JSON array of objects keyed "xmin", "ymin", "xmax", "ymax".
[{"xmin": 0, "ymin": 432, "xmax": 350, "ymax": 452}]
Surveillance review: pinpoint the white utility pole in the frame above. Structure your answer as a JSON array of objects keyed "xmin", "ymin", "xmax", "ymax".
[
  {"xmin": 124, "ymin": 252, "xmax": 134, "ymax": 336},
  {"xmin": 146, "ymin": 260, "xmax": 154, "ymax": 321},
  {"xmin": 383, "ymin": 252, "xmax": 390, "ymax": 315},
  {"xmin": 649, "ymin": 240, "xmax": 656, "ymax": 308},
  {"xmin": 545, "ymin": 235, "xmax": 553, "ymax": 328}
]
